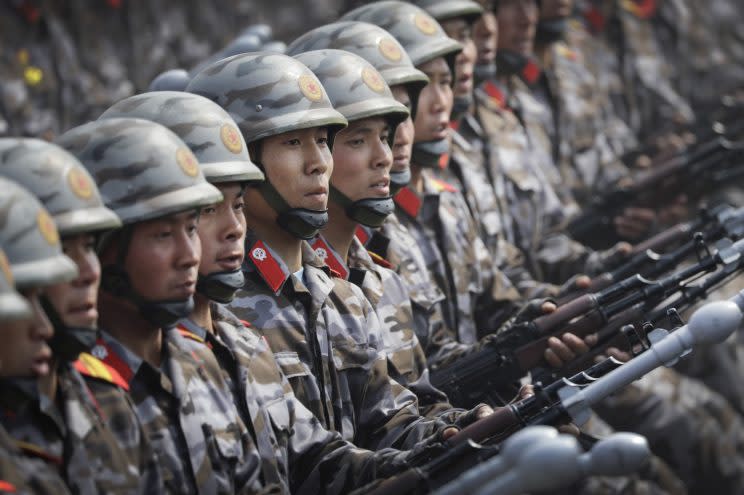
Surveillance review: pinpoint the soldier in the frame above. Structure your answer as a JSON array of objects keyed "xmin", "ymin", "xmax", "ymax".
[
  {"xmin": 186, "ymin": 52, "xmax": 458, "ymax": 451},
  {"xmin": 56, "ymin": 117, "xmax": 264, "ymax": 493},
  {"xmin": 0, "ymin": 243, "xmax": 72, "ymax": 495},
  {"xmin": 99, "ymin": 90, "xmax": 416, "ymax": 494},
  {"xmin": 0, "ymin": 138, "xmax": 162, "ymax": 494}
]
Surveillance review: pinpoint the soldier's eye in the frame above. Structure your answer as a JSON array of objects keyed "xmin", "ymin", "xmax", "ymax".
[
  {"xmin": 286, "ymin": 138, "xmax": 301, "ymax": 146},
  {"xmin": 202, "ymin": 206, "xmax": 217, "ymax": 215},
  {"xmin": 317, "ymin": 137, "xmax": 329, "ymax": 146}
]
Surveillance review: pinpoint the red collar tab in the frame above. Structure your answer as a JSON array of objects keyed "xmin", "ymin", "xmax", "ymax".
[
  {"xmin": 483, "ymin": 82, "xmax": 508, "ymax": 110},
  {"xmin": 394, "ymin": 186, "xmax": 422, "ymax": 218},
  {"xmin": 248, "ymin": 239, "xmax": 288, "ymax": 294},
  {"xmin": 522, "ymin": 60, "xmax": 541, "ymax": 85},
  {"xmin": 0, "ymin": 480, "xmax": 16, "ymax": 492},
  {"xmin": 368, "ymin": 250, "xmax": 393, "ymax": 269},
  {"xmin": 89, "ymin": 338, "xmax": 134, "ymax": 385},
  {"xmin": 355, "ymin": 225, "xmax": 371, "ymax": 246},
  {"xmin": 449, "ymin": 120, "xmax": 461, "ymax": 132},
  {"xmin": 438, "ymin": 152, "xmax": 450, "ymax": 169},
  {"xmin": 309, "ymin": 237, "xmax": 349, "ymax": 280},
  {"xmin": 621, "ymin": 0, "xmax": 657, "ymax": 18},
  {"xmin": 74, "ymin": 352, "xmax": 130, "ymax": 391},
  {"xmin": 583, "ymin": 5, "xmax": 606, "ymax": 32},
  {"xmin": 107, "ymin": 0, "xmax": 123, "ymax": 7},
  {"xmin": 429, "ymin": 177, "xmax": 457, "ymax": 193},
  {"xmin": 239, "ymin": 319, "xmax": 252, "ymax": 328},
  {"xmin": 15, "ymin": 440, "xmax": 63, "ymax": 466},
  {"xmin": 176, "ymin": 325, "xmax": 206, "ymax": 344},
  {"xmin": 16, "ymin": 1, "xmax": 40, "ymax": 23}
]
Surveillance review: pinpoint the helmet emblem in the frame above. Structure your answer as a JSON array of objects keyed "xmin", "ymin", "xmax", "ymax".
[
  {"xmin": 176, "ymin": 148, "xmax": 199, "ymax": 177},
  {"xmin": 379, "ymin": 38, "xmax": 402, "ymax": 62},
  {"xmin": 298, "ymin": 74, "xmax": 323, "ymax": 102},
  {"xmin": 414, "ymin": 13, "xmax": 438, "ymax": 35},
  {"xmin": 362, "ymin": 67, "xmax": 386, "ymax": 93},
  {"xmin": 37, "ymin": 210, "xmax": 59, "ymax": 246},
  {"xmin": 0, "ymin": 251, "xmax": 13, "ymax": 286},
  {"xmin": 68, "ymin": 167, "xmax": 94, "ymax": 199},
  {"xmin": 252, "ymin": 247, "xmax": 267, "ymax": 261},
  {"xmin": 220, "ymin": 124, "xmax": 244, "ymax": 154}
]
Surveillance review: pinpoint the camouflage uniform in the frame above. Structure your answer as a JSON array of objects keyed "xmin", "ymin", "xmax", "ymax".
[
  {"xmin": 0, "ymin": 424, "xmax": 71, "ymax": 495},
  {"xmin": 179, "ymin": 305, "xmax": 411, "ymax": 494},
  {"xmin": 229, "ymin": 234, "xmax": 450, "ymax": 450},
  {"xmin": 309, "ymin": 235, "xmax": 459, "ymax": 419}
]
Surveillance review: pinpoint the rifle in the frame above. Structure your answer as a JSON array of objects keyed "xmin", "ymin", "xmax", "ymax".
[
  {"xmin": 568, "ymin": 132, "xmax": 744, "ymax": 246},
  {"xmin": 430, "ymin": 238, "xmax": 744, "ymax": 407}
]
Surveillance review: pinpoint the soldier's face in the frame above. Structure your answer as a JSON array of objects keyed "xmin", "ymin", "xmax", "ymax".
[
  {"xmin": 197, "ymin": 183, "xmax": 246, "ymax": 277},
  {"xmin": 331, "ymin": 117, "xmax": 392, "ymax": 201},
  {"xmin": 45, "ymin": 234, "xmax": 101, "ymax": 329},
  {"xmin": 414, "ymin": 58, "xmax": 454, "ymax": 142},
  {"xmin": 0, "ymin": 288, "xmax": 53, "ymax": 378},
  {"xmin": 123, "ymin": 211, "xmax": 201, "ymax": 303},
  {"xmin": 497, "ymin": 0, "xmax": 538, "ymax": 56},
  {"xmin": 540, "ymin": 0, "xmax": 573, "ymax": 20},
  {"xmin": 442, "ymin": 18, "xmax": 478, "ymax": 98},
  {"xmin": 391, "ymin": 86, "xmax": 415, "ymax": 173},
  {"xmin": 474, "ymin": 11, "xmax": 499, "ymax": 66},
  {"xmin": 259, "ymin": 127, "xmax": 333, "ymax": 211}
]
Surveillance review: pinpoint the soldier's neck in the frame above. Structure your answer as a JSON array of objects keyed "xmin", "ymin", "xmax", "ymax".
[
  {"xmin": 190, "ymin": 293, "xmax": 213, "ymax": 334},
  {"xmin": 246, "ymin": 219, "xmax": 303, "ymax": 273},
  {"xmin": 98, "ymin": 295, "xmax": 163, "ymax": 367},
  {"xmin": 38, "ymin": 362, "xmax": 57, "ymax": 401},
  {"xmin": 324, "ymin": 201, "xmax": 356, "ymax": 263},
  {"xmin": 409, "ymin": 163, "xmax": 424, "ymax": 194}
]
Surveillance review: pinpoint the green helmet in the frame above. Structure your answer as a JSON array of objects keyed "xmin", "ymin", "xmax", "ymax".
[
  {"xmin": 100, "ymin": 91, "xmax": 264, "ymax": 184},
  {"xmin": 0, "ymin": 178, "xmax": 78, "ymax": 290},
  {"xmin": 186, "ymin": 52, "xmax": 348, "ymax": 146},
  {"xmin": 410, "ymin": 0, "xmax": 484, "ymax": 24},
  {"xmin": 186, "ymin": 52, "xmax": 349, "ymax": 240},
  {"xmin": 56, "ymin": 118, "xmax": 223, "ymax": 226},
  {"xmin": 56, "ymin": 118, "xmax": 223, "ymax": 328},
  {"xmin": 0, "ymin": 247, "xmax": 31, "ymax": 322},
  {"xmin": 295, "ymin": 49, "xmax": 408, "ymax": 227},
  {"xmin": 287, "ymin": 21, "xmax": 429, "ymax": 112},
  {"xmin": 0, "ymin": 138, "xmax": 122, "ymax": 237},
  {"xmin": 341, "ymin": 1, "xmax": 462, "ymax": 77}
]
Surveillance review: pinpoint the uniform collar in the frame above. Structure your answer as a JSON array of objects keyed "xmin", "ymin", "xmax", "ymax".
[
  {"xmin": 244, "ymin": 233, "xmax": 293, "ymax": 295},
  {"xmin": 394, "ymin": 186, "xmax": 423, "ymax": 219},
  {"xmin": 309, "ymin": 235, "xmax": 349, "ymax": 280}
]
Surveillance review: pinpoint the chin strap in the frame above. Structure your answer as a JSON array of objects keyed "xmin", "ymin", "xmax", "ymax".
[
  {"xmin": 329, "ymin": 186, "xmax": 394, "ymax": 228},
  {"xmin": 412, "ymin": 139, "xmax": 450, "ymax": 168},
  {"xmin": 474, "ymin": 62, "xmax": 497, "ymax": 85},
  {"xmin": 40, "ymin": 296, "xmax": 96, "ymax": 362},
  {"xmin": 536, "ymin": 18, "xmax": 568, "ymax": 45},
  {"xmin": 257, "ymin": 180, "xmax": 328, "ymax": 240},
  {"xmin": 389, "ymin": 168, "xmax": 412, "ymax": 196},
  {"xmin": 196, "ymin": 269, "xmax": 245, "ymax": 304},
  {"xmin": 451, "ymin": 95, "xmax": 474, "ymax": 122}
]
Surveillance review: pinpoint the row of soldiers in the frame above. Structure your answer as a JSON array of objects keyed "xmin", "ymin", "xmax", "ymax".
[{"xmin": 1, "ymin": 0, "xmax": 744, "ymax": 493}]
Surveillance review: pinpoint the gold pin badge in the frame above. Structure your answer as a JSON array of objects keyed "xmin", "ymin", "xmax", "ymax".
[
  {"xmin": 414, "ymin": 13, "xmax": 438, "ymax": 35},
  {"xmin": 299, "ymin": 74, "xmax": 323, "ymax": 102},
  {"xmin": 37, "ymin": 210, "xmax": 59, "ymax": 246},
  {"xmin": 220, "ymin": 124, "xmax": 244, "ymax": 154},
  {"xmin": 362, "ymin": 67, "xmax": 386, "ymax": 93},
  {"xmin": 379, "ymin": 38, "xmax": 402, "ymax": 62},
  {"xmin": 67, "ymin": 168, "xmax": 93, "ymax": 199},
  {"xmin": 176, "ymin": 148, "xmax": 199, "ymax": 177},
  {"xmin": 0, "ymin": 250, "xmax": 13, "ymax": 286}
]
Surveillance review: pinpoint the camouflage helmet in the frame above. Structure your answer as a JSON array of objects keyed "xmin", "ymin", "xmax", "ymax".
[
  {"xmin": 100, "ymin": 92, "xmax": 264, "ymax": 184},
  {"xmin": 410, "ymin": 0, "xmax": 484, "ymax": 24},
  {"xmin": 56, "ymin": 118, "xmax": 223, "ymax": 226},
  {"xmin": 0, "ymin": 138, "xmax": 122, "ymax": 237},
  {"xmin": 189, "ymin": 34, "xmax": 264, "ymax": 77},
  {"xmin": 186, "ymin": 52, "xmax": 348, "ymax": 146},
  {"xmin": 0, "ymin": 178, "xmax": 77, "ymax": 290},
  {"xmin": 341, "ymin": 1, "xmax": 462, "ymax": 79},
  {"xmin": 261, "ymin": 41, "xmax": 287, "ymax": 54},
  {"xmin": 287, "ymin": 21, "xmax": 428, "ymax": 114},
  {"xmin": 293, "ymin": 50, "xmax": 409, "ymax": 131},
  {"xmin": 0, "ymin": 247, "xmax": 31, "ymax": 321},
  {"xmin": 148, "ymin": 69, "xmax": 191, "ymax": 92},
  {"xmin": 241, "ymin": 24, "xmax": 274, "ymax": 43}
]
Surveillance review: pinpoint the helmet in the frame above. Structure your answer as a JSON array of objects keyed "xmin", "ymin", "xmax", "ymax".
[
  {"xmin": 261, "ymin": 41, "xmax": 287, "ymax": 54},
  {"xmin": 0, "ymin": 138, "xmax": 121, "ymax": 237},
  {"xmin": 187, "ymin": 53, "xmax": 348, "ymax": 239},
  {"xmin": 189, "ymin": 34, "xmax": 264, "ymax": 77},
  {"xmin": 100, "ymin": 92, "xmax": 263, "ymax": 303},
  {"xmin": 148, "ymin": 69, "xmax": 191, "ymax": 92},
  {"xmin": 100, "ymin": 92, "xmax": 264, "ymax": 184},
  {"xmin": 294, "ymin": 49, "xmax": 409, "ymax": 227},
  {"xmin": 56, "ymin": 118, "xmax": 222, "ymax": 226},
  {"xmin": 0, "ymin": 178, "xmax": 77, "ymax": 290},
  {"xmin": 410, "ymin": 0, "xmax": 484, "ymax": 24},
  {"xmin": 0, "ymin": 247, "xmax": 31, "ymax": 322},
  {"xmin": 241, "ymin": 24, "xmax": 274, "ymax": 43},
  {"xmin": 56, "ymin": 118, "xmax": 223, "ymax": 327},
  {"xmin": 287, "ymin": 21, "xmax": 428, "ymax": 114},
  {"xmin": 341, "ymin": 1, "xmax": 462, "ymax": 77}
]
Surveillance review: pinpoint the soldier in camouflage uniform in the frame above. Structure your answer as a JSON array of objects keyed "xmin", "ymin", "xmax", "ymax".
[
  {"xmin": 0, "ymin": 243, "xmax": 73, "ymax": 495},
  {"xmin": 0, "ymin": 139, "xmax": 163, "ymax": 494},
  {"xmin": 56, "ymin": 117, "xmax": 272, "ymax": 493},
  {"xmin": 187, "ymin": 52, "xmax": 457, "ymax": 451},
  {"xmin": 100, "ymin": 90, "xmax": 421, "ymax": 493}
]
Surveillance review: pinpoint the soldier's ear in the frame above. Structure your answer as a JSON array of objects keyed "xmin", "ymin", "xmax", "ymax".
[{"xmin": 100, "ymin": 264, "xmax": 131, "ymax": 297}]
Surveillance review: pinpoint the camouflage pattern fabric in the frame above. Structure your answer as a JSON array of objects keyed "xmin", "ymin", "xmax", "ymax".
[
  {"xmin": 0, "ymin": 424, "xmax": 71, "ymax": 495},
  {"xmin": 93, "ymin": 329, "xmax": 263, "ymax": 494},
  {"xmin": 229, "ymin": 233, "xmax": 450, "ymax": 450}
]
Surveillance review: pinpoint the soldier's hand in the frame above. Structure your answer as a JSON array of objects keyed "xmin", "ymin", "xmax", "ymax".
[
  {"xmin": 442, "ymin": 426, "xmax": 460, "ymax": 440},
  {"xmin": 614, "ymin": 207, "xmax": 656, "ymax": 240},
  {"xmin": 593, "ymin": 346, "xmax": 632, "ymax": 364},
  {"xmin": 544, "ymin": 332, "xmax": 598, "ymax": 368},
  {"xmin": 657, "ymin": 194, "xmax": 689, "ymax": 226},
  {"xmin": 541, "ymin": 300, "xmax": 557, "ymax": 314},
  {"xmin": 514, "ymin": 384, "xmax": 534, "ymax": 402},
  {"xmin": 475, "ymin": 405, "xmax": 494, "ymax": 419}
]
